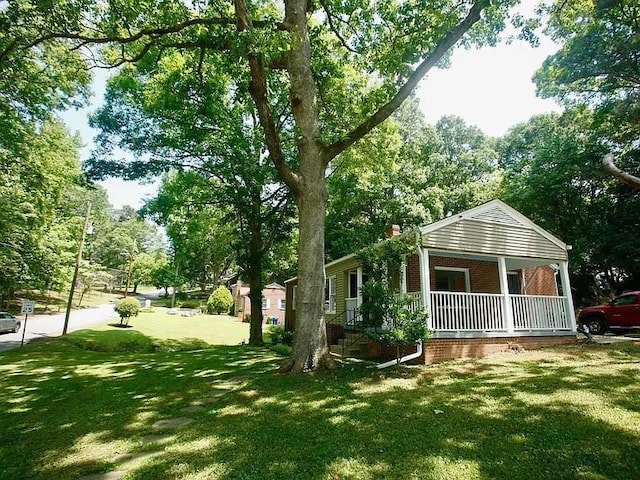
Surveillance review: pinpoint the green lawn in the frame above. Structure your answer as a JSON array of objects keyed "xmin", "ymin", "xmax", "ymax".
[
  {"xmin": 0, "ymin": 334, "xmax": 639, "ymax": 480},
  {"xmin": 96, "ymin": 308, "xmax": 250, "ymax": 345}
]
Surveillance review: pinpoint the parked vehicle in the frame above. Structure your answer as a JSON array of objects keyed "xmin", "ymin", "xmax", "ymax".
[
  {"xmin": 578, "ymin": 291, "xmax": 640, "ymax": 335},
  {"xmin": 0, "ymin": 312, "xmax": 21, "ymax": 334}
]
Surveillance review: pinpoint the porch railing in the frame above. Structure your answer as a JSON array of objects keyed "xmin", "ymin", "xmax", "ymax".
[
  {"xmin": 405, "ymin": 291, "xmax": 422, "ymax": 312},
  {"xmin": 430, "ymin": 291, "xmax": 505, "ymax": 331},
  {"xmin": 344, "ymin": 291, "xmax": 571, "ymax": 333},
  {"xmin": 345, "ymin": 298, "xmax": 358, "ymax": 326},
  {"xmin": 511, "ymin": 295, "xmax": 571, "ymax": 331}
]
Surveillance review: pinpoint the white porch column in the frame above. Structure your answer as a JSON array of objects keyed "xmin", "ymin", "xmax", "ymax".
[
  {"xmin": 400, "ymin": 261, "xmax": 407, "ymax": 294},
  {"xmin": 559, "ymin": 261, "xmax": 577, "ymax": 332},
  {"xmin": 418, "ymin": 247, "xmax": 432, "ymax": 329},
  {"xmin": 356, "ymin": 267, "xmax": 363, "ymax": 309},
  {"xmin": 497, "ymin": 256, "xmax": 515, "ymax": 333}
]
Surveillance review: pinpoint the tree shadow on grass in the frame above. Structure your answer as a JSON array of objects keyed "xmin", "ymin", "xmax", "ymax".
[
  {"xmin": 0, "ymin": 342, "xmax": 280, "ymax": 480},
  {"xmin": 1, "ymin": 342, "xmax": 639, "ymax": 479},
  {"xmin": 129, "ymin": 344, "xmax": 640, "ymax": 480}
]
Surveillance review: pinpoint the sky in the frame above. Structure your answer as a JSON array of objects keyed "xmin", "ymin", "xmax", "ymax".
[{"xmin": 61, "ymin": 29, "xmax": 561, "ymax": 210}]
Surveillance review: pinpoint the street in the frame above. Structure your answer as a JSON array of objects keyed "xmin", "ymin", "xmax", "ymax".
[{"xmin": 0, "ymin": 302, "xmax": 119, "ymax": 352}]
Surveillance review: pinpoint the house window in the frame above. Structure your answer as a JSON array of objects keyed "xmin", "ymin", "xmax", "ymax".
[
  {"xmin": 434, "ymin": 267, "xmax": 470, "ymax": 292},
  {"xmin": 348, "ymin": 271, "xmax": 358, "ymax": 299},
  {"xmin": 279, "ymin": 298, "xmax": 286, "ymax": 310},
  {"xmin": 262, "ymin": 298, "xmax": 270, "ymax": 310},
  {"xmin": 507, "ymin": 272, "xmax": 522, "ymax": 294},
  {"xmin": 325, "ymin": 276, "xmax": 337, "ymax": 313}
]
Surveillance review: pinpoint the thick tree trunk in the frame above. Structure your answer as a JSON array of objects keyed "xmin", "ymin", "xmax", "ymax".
[
  {"xmin": 279, "ymin": 174, "xmax": 335, "ymax": 372},
  {"xmin": 248, "ymin": 265, "xmax": 264, "ymax": 345}
]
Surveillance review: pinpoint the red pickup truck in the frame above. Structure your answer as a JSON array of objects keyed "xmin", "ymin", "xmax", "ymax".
[{"xmin": 578, "ymin": 291, "xmax": 640, "ymax": 335}]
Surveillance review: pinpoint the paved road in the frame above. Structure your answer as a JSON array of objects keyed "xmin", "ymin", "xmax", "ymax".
[{"xmin": 0, "ymin": 302, "xmax": 119, "ymax": 352}]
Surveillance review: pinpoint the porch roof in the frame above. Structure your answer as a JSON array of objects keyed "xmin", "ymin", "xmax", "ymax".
[{"xmin": 419, "ymin": 200, "xmax": 569, "ymax": 261}]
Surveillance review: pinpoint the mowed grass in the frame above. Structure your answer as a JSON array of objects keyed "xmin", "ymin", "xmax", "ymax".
[
  {"xmin": 93, "ymin": 308, "xmax": 251, "ymax": 345},
  {"xmin": 0, "ymin": 335, "xmax": 639, "ymax": 480}
]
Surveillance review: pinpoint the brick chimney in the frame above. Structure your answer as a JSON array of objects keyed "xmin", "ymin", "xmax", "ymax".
[{"xmin": 385, "ymin": 224, "xmax": 401, "ymax": 238}]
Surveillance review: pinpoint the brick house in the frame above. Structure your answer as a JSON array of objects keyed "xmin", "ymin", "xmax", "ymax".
[
  {"xmin": 285, "ymin": 200, "xmax": 577, "ymax": 363},
  {"xmin": 232, "ymin": 282, "xmax": 286, "ymax": 325}
]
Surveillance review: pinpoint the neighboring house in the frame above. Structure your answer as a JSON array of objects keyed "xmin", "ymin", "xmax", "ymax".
[
  {"xmin": 232, "ymin": 282, "xmax": 286, "ymax": 324},
  {"xmin": 285, "ymin": 199, "xmax": 577, "ymax": 363}
]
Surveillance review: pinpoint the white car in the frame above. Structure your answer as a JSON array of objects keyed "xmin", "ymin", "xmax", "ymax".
[{"xmin": 0, "ymin": 312, "xmax": 21, "ymax": 334}]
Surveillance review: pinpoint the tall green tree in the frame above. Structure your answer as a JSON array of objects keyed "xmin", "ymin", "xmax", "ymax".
[
  {"xmin": 0, "ymin": 120, "xmax": 87, "ymax": 304},
  {"xmin": 500, "ymin": 107, "xmax": 640, "ymax": 303},
  {"xmin": 326, "ymin": 102, "xmax": 500, "ymax": 261},
  {"xmin": 536, "ymin": 0, "xmax": 640, "ymax": 187},
  {"xmin": 89, "ymin": 48, "xmax": 296, "ymax": 344},
  {"xmin": 29, "ymin": 0, "xmax": 521, "ymax": 371}
]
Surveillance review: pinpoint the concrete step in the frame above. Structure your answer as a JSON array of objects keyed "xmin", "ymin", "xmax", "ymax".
[
  {"xmin": 337, "ymin": 337, "xmax": 369, "ymax": 348},
  {"xmin": 330, "ymin": 344, "xmax": 368, "ymax": 357}
]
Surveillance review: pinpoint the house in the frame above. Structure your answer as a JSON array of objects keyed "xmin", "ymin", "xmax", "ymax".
[
  {"xmin": 232, "ymin": 282, "xmax": 286, "ymax": 324},
  {"xmin": 285, "ymin": 200, "xmax": 577, "ymax": 363}
]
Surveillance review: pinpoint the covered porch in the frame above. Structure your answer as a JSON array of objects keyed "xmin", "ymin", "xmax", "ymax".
[
  {"xmin": 342, "ymin": 252, "xmax": 576, "ymax": 336},
  {"xmin": 341, "ymin": 200, "xmax": 577, "ymax": 337},
  {"xmin": 403, "ymin": 251, "xmax": 575, "ymax": 336}
]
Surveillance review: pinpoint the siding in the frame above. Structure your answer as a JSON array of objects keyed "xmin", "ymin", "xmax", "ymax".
[
  {"xmin": 326, "ymin": 257, "xmax": 361, "ymax": 320},
  {"xmin": 469, "ymin": 205, "xmax": 521, "ymax": 226},
  {"xmin": 422, "ymin": 219, "xmax": 567, "ymax": 260}
]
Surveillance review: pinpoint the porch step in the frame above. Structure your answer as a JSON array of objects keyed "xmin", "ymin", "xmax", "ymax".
[
  {"xmin": 330, "ymin": 344, "xmax": 368, "ymax": 357},
  {"xmin": 330, "ymin": 334, "xmax": 371, "ymax": 357}
]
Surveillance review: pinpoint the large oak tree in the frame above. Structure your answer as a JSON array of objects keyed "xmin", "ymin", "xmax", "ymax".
[{"xmin": 11, "ymin": 0, "xmax": 522, "ymax": 371}]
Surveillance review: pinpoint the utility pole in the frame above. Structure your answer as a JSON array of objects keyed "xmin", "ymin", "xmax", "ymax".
[{"xmin": 62, "ymin": 201, "xmax": 91, "ymax": 336}]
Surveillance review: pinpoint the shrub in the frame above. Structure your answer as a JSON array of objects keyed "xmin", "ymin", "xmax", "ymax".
[
  {"xmin": 207, "ymin": 286, "xmax": 233, "ymax": 314},
  {"xmin": 114, "ymin": 297, "xmax": 141, "ymax": 326},
  {"xmin": 67, "ymin": 330, "xmax": 155, "ymax": 353},
  {"xmin": 269, "ymin": 325, "xmax": 294, "ymax": 345},
  {"xmin": 269, "ymin": 343, "xmax": 292, "ymax": 356}
]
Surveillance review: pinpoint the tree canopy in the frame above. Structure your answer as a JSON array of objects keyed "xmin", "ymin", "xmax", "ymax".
[{"xmin": 536, "ymin": 0, "xmax": 640, "ymax": 187}]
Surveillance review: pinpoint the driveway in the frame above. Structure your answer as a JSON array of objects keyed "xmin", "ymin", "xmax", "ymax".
[{"xmin": 0, "ymin": 302, "xmax": 119, "ymax": 352}]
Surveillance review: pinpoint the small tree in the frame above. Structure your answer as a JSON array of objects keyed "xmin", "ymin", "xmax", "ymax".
[
  {"xmin": 207, "ymin": 286, "xmax": 233, "ymax": 315},
  {"xmin": 360, "ymin": 281, "xmax": 430, "ymax": 367},
  {"xmin": 114, "ymin": 297, "xmax": 140, "ymax": 326},
  {"xmin": 357, "ymin": 234, "xmax": 431, "ymax": 367}
]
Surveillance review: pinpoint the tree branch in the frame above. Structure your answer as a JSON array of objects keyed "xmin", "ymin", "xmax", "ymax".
[
  {"xmin": 602, "ymin": 153, "xmax": 640, "ymax": 189},
  {"xmin": 323, "ymin": 0, "xmax": 487, "ymax": 163},
  {"xmin": 234, "ymin": 0, "xmax": 300, "ymax": 194},
  {"xmin": 319, "ymin": 0, "xmax": 359, "ymax": 54}
]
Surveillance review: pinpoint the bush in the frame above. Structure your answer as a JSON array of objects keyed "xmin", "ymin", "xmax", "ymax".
[
  {"xmin": 269, "ymin": 325, "xmax": 294, "ymax": 345},
  {"xmin": 67, "ymin": 330, "xmax": 155, "ymax": 353},
  {"xmin": 114, "ymin": 297, "xmax": 141, "ymax": 326},
  {"xmin": 269, "ymin": 343, "xmax": 292, "ymax": 356},
  {"xmin": 207, "ymin": 286, "xmax": 233, "ymax": 314}
]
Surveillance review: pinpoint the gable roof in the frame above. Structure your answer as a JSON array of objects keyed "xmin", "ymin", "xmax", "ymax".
[
  {"xmin": 285, "ymin": 200, "xmax": 569, "ymax": 284},
  {"xmin": 420, "ymin": 199, "xmax": 568, "ymax": 260}
]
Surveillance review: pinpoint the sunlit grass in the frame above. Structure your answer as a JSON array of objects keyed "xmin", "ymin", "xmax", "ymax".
[
  {"xmin": 0, "ymin": 337, "xmax": 639, "ymax": 479},
  {"xmin": 91, "ymin": 308, "xmax": 250, "ymax": 346}
]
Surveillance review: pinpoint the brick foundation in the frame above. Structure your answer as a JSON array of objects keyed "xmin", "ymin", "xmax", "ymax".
[{"xmin": 379, "ymin": 335, "xmax": 576, "ymax": 364}]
